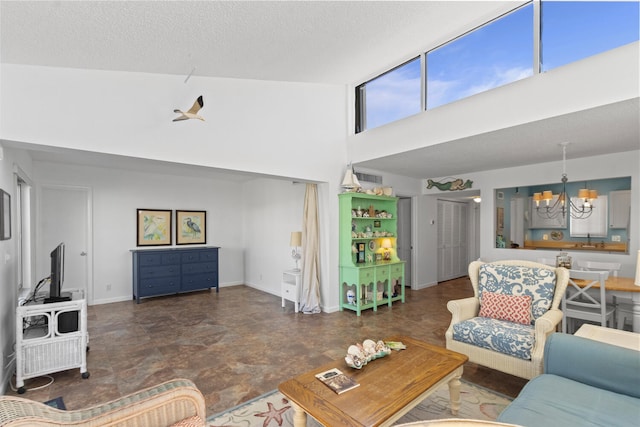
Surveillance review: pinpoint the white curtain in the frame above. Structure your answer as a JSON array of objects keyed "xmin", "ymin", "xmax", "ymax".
[{"xmin": 300, "ymin": 183, "xmax": 321, "ymax": 314}]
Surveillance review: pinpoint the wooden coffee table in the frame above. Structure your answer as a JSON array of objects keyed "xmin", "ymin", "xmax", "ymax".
[{"xmin": 278, "ymin": 335, "xmax": 468, "ymax": 427}]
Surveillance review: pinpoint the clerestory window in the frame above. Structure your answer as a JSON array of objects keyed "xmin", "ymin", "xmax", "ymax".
[
  {"xmin": 426, "ymin": 3, "xmax": 533, "ymax": 110},
  {"xmin": 355, "ymin": 57, "xmax": 421, "ymax": 133},
  {"xmin": 541, "ymin": 0, "xmax": 640, "ymax": 72},
  {"xmin": 354, "ymin": 1, "xmax": 639, "ymax": 134}
]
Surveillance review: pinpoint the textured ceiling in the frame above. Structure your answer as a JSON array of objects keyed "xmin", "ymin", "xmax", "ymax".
[
  {"xmin": 1, "ymin": 1, "xmax": 638, "ymax": 181},
  {"xmin": 0, "ymin": 0, "xmax": 517, "ymax": 85}
]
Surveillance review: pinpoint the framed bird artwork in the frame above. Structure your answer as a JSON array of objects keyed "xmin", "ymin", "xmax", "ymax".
[
  {"xmin": 136, "ymin": 209, "xmax": 172, "ymax": 246},
  {"xmin": 176, "ymin": 210, "xmax": 207, "ymax": 245}
]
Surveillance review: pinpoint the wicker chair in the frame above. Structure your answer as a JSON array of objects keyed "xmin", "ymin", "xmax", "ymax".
[
  {"xmin": 0, "ymin": 378, "xmax": 205, "ymax": 427},
  {"xmin": 445, "ymin": 260, "xmax": 569, "ymax": 380}
]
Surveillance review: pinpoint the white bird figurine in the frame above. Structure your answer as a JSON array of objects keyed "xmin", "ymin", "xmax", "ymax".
[{"xmin": 173, "ymin": 95, "xmax": 204, "ymax": 121}]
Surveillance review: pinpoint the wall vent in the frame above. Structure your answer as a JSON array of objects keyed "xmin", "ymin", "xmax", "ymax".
[{"xmin": 354, "ymin": 171, "xmax": 383, "ymax": 184}]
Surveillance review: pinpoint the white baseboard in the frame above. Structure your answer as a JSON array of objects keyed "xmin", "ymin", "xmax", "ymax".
[
  {"xmin": 91, "ymin": 282, "xmax": 243, "ymax": 305},
  {"xmin": 413, "ymin": 281, "xmax": 438, "ymax": 290},
  {"xmin": 321, "ymin": 304, "xmax": 339, "ymax": 313}
]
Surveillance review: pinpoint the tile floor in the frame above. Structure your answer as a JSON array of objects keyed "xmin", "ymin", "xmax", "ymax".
[{"xmin": 6, "ymin": 277, "xmax": 527, "ymax": 417}]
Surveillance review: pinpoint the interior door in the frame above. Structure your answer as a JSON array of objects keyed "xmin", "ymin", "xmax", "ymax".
[
  {"xmin": 397, "ymin": 197, "xmax": 412, "ymax": 287},
  {"xmin": 437, "ymin": 200, "xmax": 468, "ymax": 282},
  {"xmin": 39, "ymin": 186, "xmax": 91, "ymax": 302}
]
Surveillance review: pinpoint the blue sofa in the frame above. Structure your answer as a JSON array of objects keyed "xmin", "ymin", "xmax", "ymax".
[{"xmin": 497, "ymin": 333, "xmax": 640, "ymax": 427}]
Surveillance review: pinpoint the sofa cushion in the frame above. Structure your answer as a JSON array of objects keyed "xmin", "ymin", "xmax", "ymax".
[
  {"xmin": 498, "ymin": 374, "xmax": 640, "ymax": 427},
  {"xmin": 478, "ymin": 264, "xmax": 556, "ymax": 323},
  {"xmin": 479, "ymin": 291, "xmax": 531, "ymax": 325},
  {"xmin": 452, "ymin": 317, "xmax": 534, "ymax": 360},
  {"xmin": 544, "ymin": 333, "xmax": 640, "ymax": 398}
]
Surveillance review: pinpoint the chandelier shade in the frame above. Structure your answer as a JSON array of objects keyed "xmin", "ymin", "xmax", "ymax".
[{"xmin": 533, "ymin": 143, "xmax": 597, "ymax": 220}]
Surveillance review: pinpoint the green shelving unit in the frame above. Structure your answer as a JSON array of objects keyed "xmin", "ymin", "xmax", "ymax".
[{"xmin": 339, "ymin": 192, "xmax": 405, "ymax": 315}]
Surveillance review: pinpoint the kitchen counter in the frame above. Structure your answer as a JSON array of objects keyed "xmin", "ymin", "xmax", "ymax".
[{"xmin": 524, "ymin": 240, "xmax": 627, "ymax": 252}]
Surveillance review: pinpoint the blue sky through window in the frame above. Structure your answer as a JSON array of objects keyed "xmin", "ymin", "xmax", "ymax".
[
  {"xmin": 541, "ymin": 1, "xmax": 640, "ymax": 71},
  {"xmin": 360, "ymin": 1, "xmax": 639, "ymax": 132},
  {"xmin": 426, "ymin": 3, "xmax": 533, "ymax": 110},
  {"xmin": 365, "ymin": 58, "xmax": 421, "ymax": 130}
]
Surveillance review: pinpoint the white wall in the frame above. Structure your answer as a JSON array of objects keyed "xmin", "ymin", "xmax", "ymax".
[
  {"xmin": 0, "ymin": 63, "xmax": 350, "ymax": 316},
  {"xmin": 242, "ymin": 179, "xmax": 306, "ymax": 295},
  {"xmin": 348, "ymin": 42, "xmax": 639, "ymax": 163},
  {"xmin": 31, "ymin": 163, "xmax": 347, "ymax": 312},
  {"xmin": 415, "ymin": 151, "xmax": 639, "ymax": 286},
  {"xmin": 32, "ymin": 161, "xmax": 247, "ymax": 304},
  {"xmin": 348, "ymin": 42, "xmax": 639, "ymax": 288},
  {"xmin": 478, "ymin": 151, "xmax": 640, "ymax": 277},
  {"xmin": 0, "ymin": 64, "xmax": 351, "ymax": 311},
  {"xmin": 0, "ymin": 147, "xmax": 35, "ymax": 393},
  {"xmin": 1, "ymin": 65, "xmax": 348, "ymax": 184}
]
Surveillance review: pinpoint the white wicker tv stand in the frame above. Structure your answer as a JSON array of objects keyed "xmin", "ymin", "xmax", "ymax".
[{"xmin": 15, "ymin": 290, "xmax": 89, "ymax": 394}]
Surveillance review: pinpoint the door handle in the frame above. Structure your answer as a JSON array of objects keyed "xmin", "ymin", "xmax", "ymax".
[{"xmin": 80, "ymin": 252, "xmax": 87, "ymax": 256}]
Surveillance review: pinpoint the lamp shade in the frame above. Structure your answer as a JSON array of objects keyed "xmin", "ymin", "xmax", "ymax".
[
  {"xmin": 381, "ymin": 238, "xmax": 392, "ymax": 249},
  {"xmin": 290, "ymin": 231, "xmax": 302, "ymax": 247},
  {"xmin": 578, "ymin": 188, "xmax": 589, "ymax": 199},
  {"xmin": 635, "ymin": 250, "xmax": 640, "ymax": 287}
]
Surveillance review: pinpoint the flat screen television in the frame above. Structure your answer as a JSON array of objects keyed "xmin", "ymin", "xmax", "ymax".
[{"xmin": 49, "ymin": 242, "xmax": 65, "ymax": 300}]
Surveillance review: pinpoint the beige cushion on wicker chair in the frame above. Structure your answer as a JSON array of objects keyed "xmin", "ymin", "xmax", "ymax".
[
  {"xmin": 445, "ymin": 260, "xmax": 569, "ymax": 380},
  {"xmin": 0, "ymin": 378, "xmax": 205, "ymax": 427}
]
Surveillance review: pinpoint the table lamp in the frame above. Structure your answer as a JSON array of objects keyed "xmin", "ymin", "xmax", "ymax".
[
  {"xmin": 290, "ymin": 231, "xmax": 302, "ymax": 271},
  {"xmin": 381, "ymin": 238, "xmax": 392, "ymax": 260}
]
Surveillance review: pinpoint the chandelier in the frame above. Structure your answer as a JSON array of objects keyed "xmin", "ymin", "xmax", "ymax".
[{"xmin": 532, "ymin": 143, "xmax": 597, "ymax": 220}]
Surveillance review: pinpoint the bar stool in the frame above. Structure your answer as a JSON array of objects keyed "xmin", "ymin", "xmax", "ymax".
[
  {"xmin": 617, "ymin": 303, "xmax": 633, "ymax": 331},
  {"xmin": 575, "ymin": 260, "xmax": 627, "ymax": 330}
]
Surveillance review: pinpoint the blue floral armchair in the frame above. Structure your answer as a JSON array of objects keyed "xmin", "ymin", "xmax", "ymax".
[{"xmin": 445, "ymin": 260, "xmax": 569, "ymax": 379}]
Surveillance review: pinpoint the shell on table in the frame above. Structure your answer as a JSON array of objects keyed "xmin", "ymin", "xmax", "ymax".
[{"xmin": 345, "ymin": 339, "xmax": 392, "ymax": 369}]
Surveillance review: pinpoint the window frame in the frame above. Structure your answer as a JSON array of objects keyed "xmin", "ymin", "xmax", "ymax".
[
  {"xmin": 354, "ymin": 0, "xmax": 637, "ymax": 133},
  {"xmin": 355, "ymin": 56, "xmax": 422, "ymax": 133}
]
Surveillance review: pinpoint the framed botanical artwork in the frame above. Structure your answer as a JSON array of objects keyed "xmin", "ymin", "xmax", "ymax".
[
  {"xmin": 176, "ymin": 210, "xmax": 206, "ymax": 245},
  {"xmin": 137, "ymin": 209, "xmax": 172, "ymax": 246},
  {"xmin": 0, "ymin": 189, "xmax": 10, "ymax": 241}
]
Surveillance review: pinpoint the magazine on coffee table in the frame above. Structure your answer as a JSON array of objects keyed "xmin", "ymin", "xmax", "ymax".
[{"xmin": 315, "ymin": 368, "xmax": 360, "ymax": 394}]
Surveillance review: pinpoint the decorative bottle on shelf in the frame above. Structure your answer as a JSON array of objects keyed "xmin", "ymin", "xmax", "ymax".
[{"xmin": 556, "ymin": 252, "xmax": 572, "ymax": 269}]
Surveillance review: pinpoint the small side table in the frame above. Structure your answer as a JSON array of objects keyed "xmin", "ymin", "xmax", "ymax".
[
  {"xmin": 282, "ymin": 269, "xmax": 302, "ymax": 313},
  {"xmin": 574, "ymin": 324, "xmax": 640, "ymax": 351}
]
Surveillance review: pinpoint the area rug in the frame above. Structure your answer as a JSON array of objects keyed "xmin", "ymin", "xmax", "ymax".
[
  {"xmin": 207, "ymin": 380, "xmax": 512, "ymax": 427},
  {"xmin": 44, "ymin": 396, "xmax": 66, "ymax": 410}
]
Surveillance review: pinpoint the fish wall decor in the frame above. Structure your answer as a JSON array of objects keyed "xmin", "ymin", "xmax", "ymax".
[{"xmin": 427, "ymin": 178, "xmax": 473, "ymax": 191}]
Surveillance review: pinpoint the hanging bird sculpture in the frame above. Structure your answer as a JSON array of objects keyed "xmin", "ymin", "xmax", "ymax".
[{"xmin": 173, "ymin": 95, "xmax": 204, "ymax": 121}]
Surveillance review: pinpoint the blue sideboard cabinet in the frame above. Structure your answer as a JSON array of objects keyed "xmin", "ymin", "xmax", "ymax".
[{"xmin": 131, "ymin": 246, "xmax": 220, "ymax": 303}]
